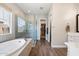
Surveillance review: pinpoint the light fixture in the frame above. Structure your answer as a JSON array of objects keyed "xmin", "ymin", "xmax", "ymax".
[
  {"xmin": 40, "ymin": 7, "xmax": 44, "ymax": 10},
  {"xmin": 28, "ymin": 10, "xmax": 30, "ymax": 13}
]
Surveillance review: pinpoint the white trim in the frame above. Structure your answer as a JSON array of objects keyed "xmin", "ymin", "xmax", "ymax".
[
  {"xmin": 39, "ymin": 18, "xmax": 47, "ymax": 41},
  {"xmin": 51, "ymin": 45, "xmax": 67, "ymax": 48},
  {"xmin": 39, "ymin": 18, "xmax": 47, "ymax": 21}
]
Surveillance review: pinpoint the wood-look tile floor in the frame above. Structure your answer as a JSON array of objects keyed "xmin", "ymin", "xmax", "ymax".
[{"xmin": 29, "ymin": 40, "xmax": 67, "ymax": 56}]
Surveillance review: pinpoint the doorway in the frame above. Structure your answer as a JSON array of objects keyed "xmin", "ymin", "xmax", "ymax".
[{"xmin": 40, "ymin": 20, "xmax": 46, "ymax": 41}]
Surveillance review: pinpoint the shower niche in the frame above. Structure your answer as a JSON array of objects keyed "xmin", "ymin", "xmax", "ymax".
[
  {"xmin": 0, "ymin": 6, "xmax": 12, "ymax": 34},
  {"xmin": 0, "ymin": 20, "xmax": 10, "ymax": 34}
]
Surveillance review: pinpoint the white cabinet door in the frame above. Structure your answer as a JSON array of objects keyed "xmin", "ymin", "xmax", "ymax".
[{"xmin": 0, "ymin": 6, "xmax": 3, "ymax": 19}]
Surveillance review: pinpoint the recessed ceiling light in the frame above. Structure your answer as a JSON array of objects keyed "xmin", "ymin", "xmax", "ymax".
[
  {"xmin": 28, "ymin": 10, "xmax": 30, "ymax": 13},
  {"xmin": 40, "ymin": 7, "xmax": 44, "ymax": 10}
]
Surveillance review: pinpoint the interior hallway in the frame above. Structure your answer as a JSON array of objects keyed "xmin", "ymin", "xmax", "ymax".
[{"xmin": 29, "ymin": 40, "xmax": 67, "ymax": 56}]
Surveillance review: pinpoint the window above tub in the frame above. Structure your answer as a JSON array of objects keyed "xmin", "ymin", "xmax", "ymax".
[{"xmin": 17, "ymin": 16, "xmax": 26, "ymax": 32}]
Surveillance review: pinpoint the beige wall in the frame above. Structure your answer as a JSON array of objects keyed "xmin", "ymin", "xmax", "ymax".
[
  {"xmin": 26, "ymin": 15, "xmax": 35, "ymax": 25},
  {"xmin": 48, "ymin": 3, "xmax": 78, "ymax": 48}
]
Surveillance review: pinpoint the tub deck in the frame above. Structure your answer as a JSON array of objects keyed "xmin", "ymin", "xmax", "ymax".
[{"xmin": 0, "ymin": 38, "xmax": 32, "ymax": 56}]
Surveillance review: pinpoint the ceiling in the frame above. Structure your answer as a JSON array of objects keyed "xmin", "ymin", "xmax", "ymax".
[{"xmin": 16, "ymin": 3, "xmax": 52, "ymax": 15}]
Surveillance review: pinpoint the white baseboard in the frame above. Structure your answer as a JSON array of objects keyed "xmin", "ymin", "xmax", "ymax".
[{"xmin": 51, "ymin": 45, "xmax": 67, "ymax": 48}]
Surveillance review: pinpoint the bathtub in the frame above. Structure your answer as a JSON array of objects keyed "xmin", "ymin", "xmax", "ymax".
[{"xmin": 0, "ymin": 38, "xmax": 32, "ymax": 56}]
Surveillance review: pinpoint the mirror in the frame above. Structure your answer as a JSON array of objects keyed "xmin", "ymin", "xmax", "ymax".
[{"xmin": 76, "ymin": 14, "xmax": 79, "ymax": 32}]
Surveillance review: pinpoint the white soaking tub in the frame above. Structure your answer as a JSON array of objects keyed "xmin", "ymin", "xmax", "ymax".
[{"xmin": 0, "ymin": 38, "xmax": 32, "ymax": 56}]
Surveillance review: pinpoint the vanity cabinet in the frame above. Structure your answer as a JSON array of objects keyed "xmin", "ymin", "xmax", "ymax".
[{"xmin": 65, "ymin": 33, "xmax": 79, "ymax": 56}]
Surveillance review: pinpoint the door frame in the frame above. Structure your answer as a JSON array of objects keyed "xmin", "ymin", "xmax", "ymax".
[{"xmin": 40, "ymin": 18, "xmax": 47, "ymax": 41}]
